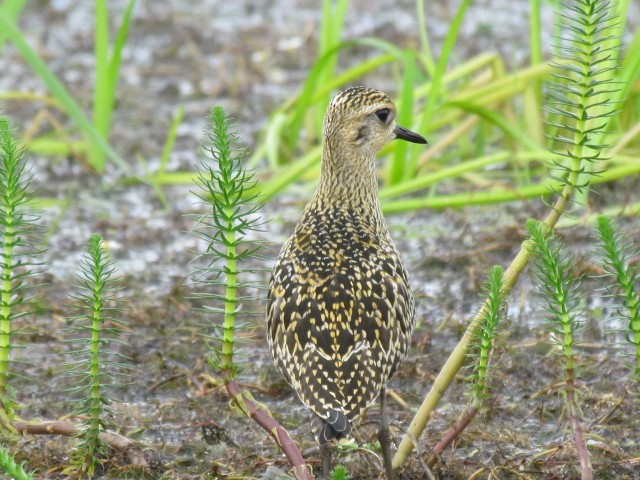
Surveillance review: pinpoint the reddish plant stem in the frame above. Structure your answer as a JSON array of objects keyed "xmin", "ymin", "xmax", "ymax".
[
  {"xmin": 12, "ymin": 420, "xmax": 148, "ymax": 467},
  {"xmin": 222, "ymin": 373, "xmax": 313, "ymax": 480},
  {"xmin": 428, "ymin": 406, "xmax": 477, "ymax": 467},
  {"xmin": 565, "ymin": 375, "xmax": 593, "ymax": 480}
]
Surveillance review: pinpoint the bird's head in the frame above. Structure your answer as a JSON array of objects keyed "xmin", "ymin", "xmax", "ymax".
[{"xmin": 323, "ymin": 86, "xmax": 427, "ymax": 157}]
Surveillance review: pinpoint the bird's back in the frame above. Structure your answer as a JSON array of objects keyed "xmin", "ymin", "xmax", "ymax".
[{"xmin": 267, "ymin": 201, "xmax": 415, "ymax": 436}]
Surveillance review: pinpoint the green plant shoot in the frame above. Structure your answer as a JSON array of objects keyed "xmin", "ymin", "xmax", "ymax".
[
  {"xmin": 331, "ymin": 464, "xmax": 351, "ymax": 480},
  {"xmin": 190, "ymin": 107, "xmax": 264, "ymax": 380},
  {"xmin": 189, "ymin": 109, "xmax": 312, "ymax": 479},
  {"xmin": 595, "ymin": 215, "xmax": 640, "ymax": 382},
  {"xmin": 0, "ymin": 444, "xmax": 33, "ymax": 480},
  {"xmin": 469, "ymin": 265, "xmax": 505, "ymax": 405},
  {"xmin": 64, "ymin": 233, "xmax": 128, "ymax": 478},
  {"xmin": 544, "ymin": 0, "xmax": 618, "ymax": 218},
  {"xmin": 527, "ymin": 219, "xmax": 592, "ymax": 480},
  {"xmin": 0, "ymin": 118, "xmax": 44, "ymax": 420},
  {"xmin": 527, "ymin": 220, "xmax": 581, "ymax": 371}
]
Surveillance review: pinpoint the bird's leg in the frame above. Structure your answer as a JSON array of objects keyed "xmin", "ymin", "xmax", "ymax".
[
  {"xmin": 320, "ymin": 441, "xmax": 332, "ymax": 479},
  {"xmin": 378, "ymin": 387, "xmax": 394, "ymax": 480}
]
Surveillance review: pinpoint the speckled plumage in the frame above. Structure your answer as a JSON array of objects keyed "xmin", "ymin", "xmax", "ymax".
[{"xmin": 267, "ymin": 87, "xmax": 425, "ymax": 448}]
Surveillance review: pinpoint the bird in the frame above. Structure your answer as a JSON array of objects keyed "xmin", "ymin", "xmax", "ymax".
[{"xmin": 267, "ymin": 86, "xmax": 427, "ymax": 479}]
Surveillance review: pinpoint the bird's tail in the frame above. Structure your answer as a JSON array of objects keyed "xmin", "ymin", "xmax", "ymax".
[{"xmin": 318, "ymin": 409, "xmax": 351, "ymax": 444}]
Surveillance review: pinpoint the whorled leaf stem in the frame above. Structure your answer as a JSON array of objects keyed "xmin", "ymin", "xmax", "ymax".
[
  {"xmin": 190, "ymin": 106, "xmax": 263, "ymax": 377},
  {"xmin": 527, "ymin": 219, "xmax": 592, "ymax": 480},
  {"xmin": 190, "ymin": 107, "xmax": 311, "ymax": 480},
  {"xmin": 469, "ymin": 265, "xmax": 505, "ymax": 405},
  {"xmin": 64, "ymin": 233, "xmax": 128, "ymax": 478},
  {"xmin": 595, "ymin": 216, "xmax": 640, "ymax": 382},
  {"xmin": 0, "ymin": 118, "xmax": 44, "ymax": 422},
  {"xmin": 429, "ymin": 266, "xmax": 505, "ymax": 465}
]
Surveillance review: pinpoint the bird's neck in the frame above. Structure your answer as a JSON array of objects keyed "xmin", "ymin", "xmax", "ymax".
[{"xmin": 313, "ymin": 143, "xmax": 381, "ymax": 212}]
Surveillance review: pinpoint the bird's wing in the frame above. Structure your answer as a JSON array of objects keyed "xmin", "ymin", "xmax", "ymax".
[{"xmin": 266, "ymin": 219, "xmax": 415, "ymax": 424}]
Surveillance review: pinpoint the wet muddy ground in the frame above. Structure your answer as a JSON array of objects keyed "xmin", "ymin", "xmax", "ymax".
[{"xmin": 1, "ymin": 1, "xmax": 639, "ymax": 479}]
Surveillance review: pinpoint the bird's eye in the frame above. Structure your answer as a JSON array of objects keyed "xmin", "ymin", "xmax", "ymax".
[{"xmin": 375, "ymin": 108, "xmax": 390, "ymax": 123}]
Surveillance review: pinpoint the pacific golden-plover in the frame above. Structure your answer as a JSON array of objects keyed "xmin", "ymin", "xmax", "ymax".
[{"xmin": 267, "ymin": 86, "xmax": 427, "ymax": 479}]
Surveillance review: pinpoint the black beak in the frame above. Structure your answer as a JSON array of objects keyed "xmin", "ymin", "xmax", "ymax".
[{"xmin": 394, "ymin": 125, "xmax": 428, "ymax": 144}]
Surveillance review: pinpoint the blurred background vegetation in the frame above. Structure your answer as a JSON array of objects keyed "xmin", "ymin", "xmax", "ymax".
[
  {"xmin": 0, "ymin": 0, "xmax": 639, "ymax": 478},
  {"xmin": 0, "ymin": 0, "xmax": 637, "ymax": 216}
]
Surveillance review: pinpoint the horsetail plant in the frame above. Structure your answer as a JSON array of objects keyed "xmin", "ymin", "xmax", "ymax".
[
  {"xmin": 527, "ymin": 219, "xmax": 592, "ymax": 480},
  {"xmin": 189, "ymin": 107, "xmax": 311, "ymax": 480},
  {"xmin": 189, "ymin": 107, "xmax": 264, "ymax": 379},
  {"xmin": 595, "ymin": 216, "xmax": 640, "ymax": 383},
  {"xmin": 468, "ymin": 265, "xmax": 506, "ymax": 406},
  {"xmin": 0, "ymin": 118, "xmax": 45, "ymax": 424},
  {"xmin": 64, "ymin": 233, "xmax": 128, "ymax": 478},
  {"xmin": 429, "ymin": 266, "xmax": 506, "ymax": 465},
  {"xmin": 545, "ymin": 0, "xmax": 618, "ymax": 210},
  {"xmin": 0, "ymin": 444, "xmax": 34, "ymax": 480},
  {"xmin": 330, "ymin": 464, "xmax": 350, "ymax": 480},
  {"xmin": 394, "ymin": 0, "xmax": 623, "ymax": 466}
]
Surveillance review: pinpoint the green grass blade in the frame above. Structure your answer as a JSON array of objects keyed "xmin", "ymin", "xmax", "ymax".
[
  {"xmin": 312, "ymin": 53, "xmax": 395, "ymax": 104},
  {"xmin": 418, "ymin": 0, "xmax": 472, "ymax": 135},
  {"xmin": 108, "ymin": 0, "xmax": 135, "ymax": 93},
  {"xmin": 529, "ymin": 0, "xmax": 542, "ymax": 67},
  {"xmin": 159, "ymin": 105, "xmax": 183, "ymax": 174},
  {"xmin": 389, "ymin": 50, "xmax": 418, "ymax": 185},
  {"xmin": 412, "ymin": 53, "xmax": 500, "ymax": 103},
  {"xmin": 255, "ymin": 52, "xmax": 394, "ymax": 167},
  {"xmin": 90, "ymin": 0, "xmax": 110, "ymax": 171},
  {"xmin": 415, "ymin": 0, "xmax": 435, "ymax": 75},
  {"xmin": 141, "ymin": 105, "xmax": 183, "ymax": 210},
  {"xmin": 604, "ymin": 28, "xmax": 640, "ymax": 135},
  {"xmin": 139, "ymin": 171, "xmax": 197, "ymax": 185},
  {"xmin": 407, "ymin": 0, "xmax": 472, "ymax": 180},
  {"xmin": 260, "ymin": 145, "xmax": 322, "ymax": 201},
  {"xmin": 314, "ymin": 0, "xmax": 349, "ymax": 137},
  {"xmin": 608, "ymin": 0, "xmax": 630, "ymax": 68},
  {"xmin": 529, "ymin": 0, "xmax": 543, "ymax": 100},
  {"xmin": 527, "ymin": 0, "xmax": 544, "ymax": 146},
  {"xmin": 381, "ymin": 161, "xmax": 640, "ymax": 212},
  {"xmin": 447, "ymin": 62, "xmax": 554, "ymax": 105},
  {"xmin": 264, "ymin": 112, "xmax": 289, "ymax": 168},
  {"xmin": 0, "ymin": 0, "xmax": 26, "ymax": 51},
  {"xmin": 380, "ymin": 151, "xmax": 544, "ymax": 199},
  {"xmin": 26, "ymin": 137, "xmax": 87, "ymax": 156},
  {"xmin": 90, "ymin": 0, "xmax": 135, "ymax": 172},
  {"xmin": 0, "ymin": 11, "xmax": 130, "ymax": 172},
  {"xmin": 446, "ymin": 100, "xmax": 543, "ymax": 151},
  {"xmin": 284, "ymin": 38, "xmax": 355, "ymax": 149}
]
